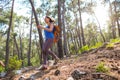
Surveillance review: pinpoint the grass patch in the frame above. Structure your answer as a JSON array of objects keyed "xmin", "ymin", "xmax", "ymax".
[
  {"xmin": 0, "ymin": 65, "xmax": 5, "ymax": 73},
  {"xmin": 8, "ymin": 55, "xmax": 22, "ymax": 71},
  {"xmin": 79, "ymin": 45, "xmax": 89, "ymax": 53},
  {"xmin": 106, "ymin": 43, "xmax": 114, "ymax": 49},
  {"xmin": 110, "ymin": 38, "xmax": 120, "ymax": 43},
  {"xmin": 90, "ymin": 42, "xmax": 103, "ymax": 49},
  {"xmin": 78, "ymin": 42, "xmax": 103, "ymax": 53},
  {"xmin": 78, "ymin": 38, "xmax": 120, "ymax": 54},
  {"xmin": 95, "ymin": 62, "xmax": 110, "ymax": 73}
]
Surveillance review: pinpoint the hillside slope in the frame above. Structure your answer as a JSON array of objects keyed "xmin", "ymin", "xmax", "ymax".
[{"xmin": 2, "ymin": 42, "xmax": 120, "ymax": 80}]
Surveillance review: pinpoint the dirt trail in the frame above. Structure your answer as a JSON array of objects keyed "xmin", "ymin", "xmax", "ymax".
[{"xmin": 2, "ymin": 43, "xmax": 120, "ymax": 80}]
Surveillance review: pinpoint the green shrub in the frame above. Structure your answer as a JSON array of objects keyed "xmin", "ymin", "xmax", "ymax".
[
  {"xmin": 8, "ymin": 56, "xmax": 22, "ymax": 70},
  {"xmin": 90, "ymin": 42, "xmax": 103, "ymax": 49},
  {"xmin": 31, "ymin": 55, "xmax": 40, "ymax": 66},
  {"xmin": 95, "ymin": 62, "xmax": 109, "ymax": 73},
  {"xmin": 106, "ymin": 43, "xmax": 114, "ymax": 48},
  {"xmin": 70, "ymin": 44, "xmax": 77, "ymax": 54},
  {"xmin": 0, "ymin": 65, "xmax": 5, "ymax": 73},
  {"xmin": 79, "ymin": 45, "xmax": 90, "ymax": 53},
  {"xmin": 110, "ymin": 38, "xmax": 120, "ymax": 43}
]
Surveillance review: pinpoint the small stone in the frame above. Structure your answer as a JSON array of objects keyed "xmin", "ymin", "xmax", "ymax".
[
  {"xmin": 67, "ymin": 76, "xmax": 74, "ymax": 80},
  {"xmin": 0, "ymin": 72, "xmax": 6, "ymax": 78},
  {"xmin": 92, "ymin": 73, "xmax": 104, "ymax": 79},
  {"xmin": 109, "ymin": 60, "xmax": 113, "ymax": 63},
  {"xmin": 15, "ymin": 70, "xmax": 22, "ymax": 74},
  {"xmin": 26, "ymin": 74, "xmax": 35, "ymax": 80},
  {"xmin": 97, "ymin": 56, "xmax": 103, "ymax": 59},
  {"xmin": 106, "ymin": 75, "xmax": 118, "ymax": 80},
  {"xmin": 30, "ymin": 74, "xmax": 35, "ymax": 80},
  {"xmin": 118, "ymin": 70, "xmax": 120, "ymax": 74},
  {"xmin": 112, "ymin": 67, "xmax": 118, "ymax": 71},
  {"xmin": 92, "ymin": 73, "xmax": 100, "ymax": 79},
  {"xmin": 19, "ymin": 76, "xmax": 26, "ymax": 80},
  {"xmin": 44, "ymin": 77, "xmax": 50, "ymax": 80},
  {"xmin": 71, "ymin": 69, "xmax": 87, "ymax": 80},
  {"xmin": 54, "ymin": 70, "xmax": 60, "ymax": 76}
]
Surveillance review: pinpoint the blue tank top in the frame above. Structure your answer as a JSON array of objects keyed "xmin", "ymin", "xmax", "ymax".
[{"xmin": 44, "ymin": 26, "xmax": 54, "ymax": 40}]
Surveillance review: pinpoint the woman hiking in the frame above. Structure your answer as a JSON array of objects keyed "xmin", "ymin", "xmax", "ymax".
[{"xmin": 37, "ymin": 16, "xmax": 60, "ymax": 70}]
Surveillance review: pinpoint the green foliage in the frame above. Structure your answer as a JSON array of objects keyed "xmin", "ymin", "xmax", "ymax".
[
  {"xmin": 23, "ymin": 55, "xmax": 40, "ymax": 67},
  {"xmin": 106, "ymin": 38, "xmax": 120, "ymax": 49},
  {"xmin": 31, "ymin": 55, "xmax": 40, "ymax": 66},
  {"xmin": 90, "ymin": 42, "xmax": 103, "ymax": 49},
  {"xmin": 78, "ymin": 42, "xmax": 103, "ymax": 53},
  {"xmin": 110, "ymin": 38, "xmax": 120, "ymax": 43},
  {"xmin": 79, "ymin": 45, "xmax": 89, "ymax": 53},
  {"xmin": 78, "ymin": 38, "xmax": 120, "ymax": 54},
  {"xmin": 95, "ymin": 62, "xmax": 110, "ymax": 73},
  {"xmin": 106, "ymin": 43, "xmax": 114, "ymax": 48},
  {"xmin": 70, "ymin": 44, "xmax": 76, "ymax": 54},
  {"xmin": 8, "ymin": 56, "xmax": 22, "ymax": 70},
  {"xmin": 0, "ymin": 65, "xmax": 5, "ymax": 73}
]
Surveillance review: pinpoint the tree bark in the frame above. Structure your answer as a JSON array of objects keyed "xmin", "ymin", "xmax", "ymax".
[
  {"xmin": 75, "ymin": 14, "xmax": 82, "ymax": 48},
  {"xmin": 109, "ymin": 0, "xmax": 116, "ymax": 39},
  {"xmin": 29, "ymin": 0, "xmax": 43, "ymax": 64},
  {"xmin": 19, "ymin": 36, "xmax": 23, "ymax": 67},
  {"xmin": 93, "ymin": 13, "xmax": 106, "ymax": 42},
  {"xmin": 13, "ymin": 35, "xmax": 20, "ymax": 59},
  {"xmin": 57, "ymin": 0, "xmax": 64, "ymax": 59},
  {"xmin": 78, "ymin": 0, "xmax": 86, "ymax": 46},
  {"xmin": 67, "ymin": 31, "xmax": 71, "ymax": 56},
  {"xmin": 62, "ymin": 0, "xmax": 68, "ymax": 57},
  {"xmin": 71, "ymin": 1, "xmax": 82, "ymax": 48},
  {"xmin": 114, "ymin": 0, "xmax": 120, "ymax": 37},
  {"xmin": 29, "ymin": 0, "xmax": 43, "ymax": 49},
  {"xmin": 27, "ymin": 10, "xmax": 33, "ymax": 66},
  {"xmin": 72, "ymin": 30, "xmax": 78, "ymax": 54},
  {"xmin": 5, "ymin": 0, "xmax": 15, "ymax": 69}
]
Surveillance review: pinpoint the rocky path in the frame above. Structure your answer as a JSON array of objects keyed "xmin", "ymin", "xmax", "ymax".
[{"xmin": 1, "ymin": 43, "xmax": 120, "ymax": 80}]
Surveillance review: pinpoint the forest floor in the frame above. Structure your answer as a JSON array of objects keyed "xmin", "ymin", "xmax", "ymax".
[{"xmin": 1, "ymin": 42, "xmax": 120, "ymax": 80}]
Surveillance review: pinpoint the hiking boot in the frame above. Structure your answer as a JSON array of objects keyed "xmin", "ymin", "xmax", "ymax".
[{"xmin": 38, "ymin": 65, "xmax": 47, "ymax": 70}]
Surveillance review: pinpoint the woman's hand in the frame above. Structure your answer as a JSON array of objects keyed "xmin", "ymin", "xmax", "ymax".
[{"xmin": 37, "ymin": 25, "xmax": 44, "ymax": 29}]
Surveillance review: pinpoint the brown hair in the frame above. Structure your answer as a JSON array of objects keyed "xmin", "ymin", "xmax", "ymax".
[{"xmin": 45, "ymin": 16, "xmax": 55, "ymax": 23}]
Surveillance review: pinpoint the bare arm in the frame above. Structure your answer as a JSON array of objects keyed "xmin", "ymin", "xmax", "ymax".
[{"xmin": 37, "ymin": 23, "xmax": 54, "ymax": 32}]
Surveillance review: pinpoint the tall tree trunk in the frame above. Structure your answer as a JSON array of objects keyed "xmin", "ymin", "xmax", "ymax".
[
  {"xmin": 72, "ymin": 30, "xmax": 78, "ymax": 54},
  {"xmin": 71, "ymin": 1, "xmax": 82, "ymax": 48},
  {"xmin": 67, "ymin": 31, "xmax": 70, "ymax": 55},
  {"xmin": 5, "ymin": 0, "xmax": 15, "ymax": 69},
  {"xmin": 27, "ymin": 10, "xmax": 33, "ymax": 66},
  {"xmin": 19, "ymin": 36, "xmax": 23, "ymax": 67},
  {"xmin": 13, "ymin": 35, "xmax": 20, "ymax": 59},
  {"xmin": 69, "ymin": 30, "xmax": 77, "ymax": 54},
  {"xmin": 94, "ymin": 13, "xmax": 106, "ymax": 42},
  {"xmin": 75, "ymin": 14, "xmax": 82, "ymax": 48},
  {"xmin": 57, "ymin": 0, "xmax": 64, "ymax": 59},
  {"xmin": 78, "ymin": 0, "xmax": 86, "ymax": 46},
  {"xmin": 109, "ymin": 0, "xmax": 116, "ymax": 39},
  {"xmin": 62, "ymin": 0, "xmax": 68, "ymax": 57},
  {"xmin": 117, "ymin": 20, "xmax": 120, "ymax": 37},
  {"xmin": 29, "ymin": 0, "xmax": 43, "ymax": 50},
  {"xmin": 13, "ymin": 41, "xmax": 15, "ymax": 56},
  {"xmin": 29, "ymin": 0, "xmax": 43, "ymax": 64},
  {"xmin": 114, "ymin": 0, "xmax": 120, "ymax": 37}
]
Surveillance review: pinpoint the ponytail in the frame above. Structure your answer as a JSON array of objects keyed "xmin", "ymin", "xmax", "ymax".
[{"xmin": 46, "ymin": 16, "xmax": 55, "ymax": 23}]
